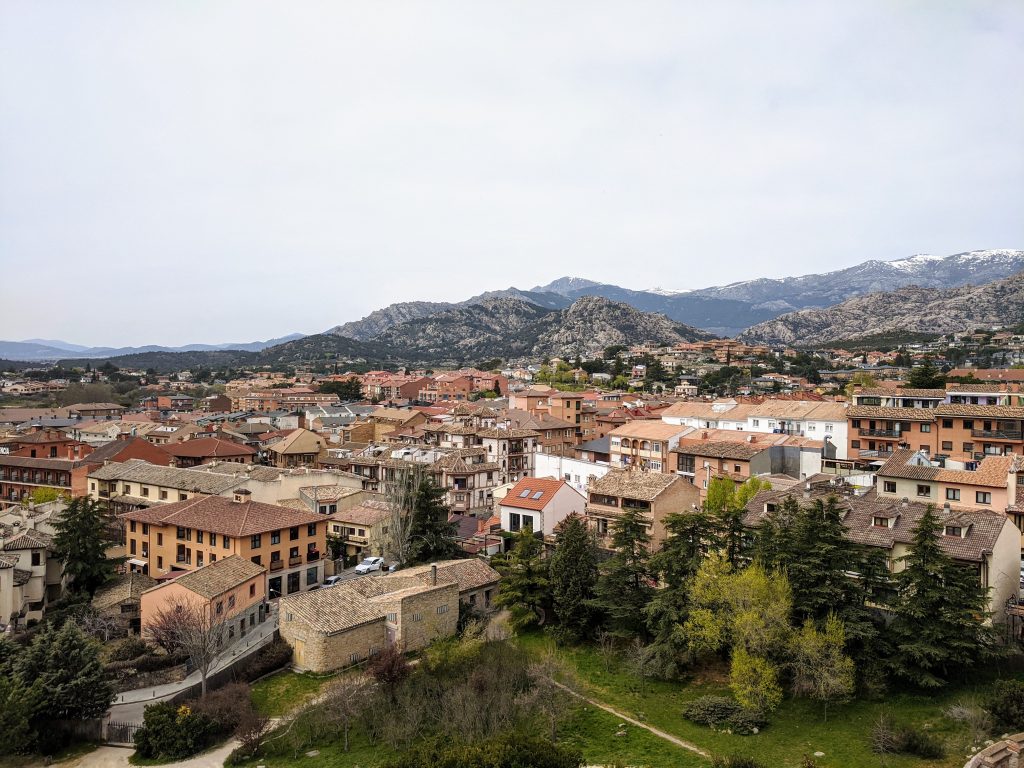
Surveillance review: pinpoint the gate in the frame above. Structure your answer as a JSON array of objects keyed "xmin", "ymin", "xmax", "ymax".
[{"xmin": 106, "ymin": 720, "xmax": 142, "ymax": 745}]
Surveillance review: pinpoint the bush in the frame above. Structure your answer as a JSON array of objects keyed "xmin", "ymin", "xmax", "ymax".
[
  {"xmin": 104, "ymin": 650, "xmax": 186, "ymax": 674},
  {"xmin": 682, "ymin": 696, "xmax": 743, "ymax": 727},
  {"xmin": 133, "ymin": 702, "xmax": 218, "ymax": 760},
  {"xmin": 682, "ymin": 695, "xmax": 765, "ymax": 734},
  {"xmin": 238, "ymin": 637, "xmax": 292, "ymax": 682},
  {"xmin": 895, "ymin": 726, "xmax": 945, "ymax": 759},
  {"xmin": 385, "ymin": 732, "xmax": 583, "ymax": 768},
  {"xmin": 988, "ymin": 680, "xmax": 1024, "ymax": 731},
  {"xmin": 711, "ymin": 757, "xmax": 767, "ymax": 768},
  {"xmin": 192, "ymin": 682, "xmax": 253, "ymax": 736},
  {"xmin": 108, "ymin": 635, "xmax": 148, "ymax": 662}
]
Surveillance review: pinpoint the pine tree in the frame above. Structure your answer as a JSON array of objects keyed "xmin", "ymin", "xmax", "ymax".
[
  {"xmin": 493, "ymin": 529, "xmax": 549, "ymax": 632},
  {"xmin": 406, "ymin": 477, "xmax": 458, "ymax": 565},
  {"xmin": 51, "ymin": 496, "xmax": 116, "ymax": 596},
  {"xmin": 592, "ymin": 507, "xmax": 654, "ymax": 639},
  {"xmin": 888, "ymin": 506, "xmax": 996, "ymax": 688},
  {"xmin": 548, "ymin": 514, "xmax": 598, "ymax": 644}
]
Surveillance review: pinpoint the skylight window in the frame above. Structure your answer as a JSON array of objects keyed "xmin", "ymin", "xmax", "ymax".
[
  {"xmin": 518, "ymin": 489, "xmax": 531, "ymax": 498},
  {"xmin": 532, "ymin": 491, "xmax": 543, "ymax": 500}
]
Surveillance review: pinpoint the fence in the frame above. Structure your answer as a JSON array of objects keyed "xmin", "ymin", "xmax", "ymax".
[{"xmin": 106, "ymin": 721, "xmax": 142, "ymax": 746}]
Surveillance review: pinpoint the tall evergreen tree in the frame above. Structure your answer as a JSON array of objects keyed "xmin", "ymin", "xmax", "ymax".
[
  {"xmin": 493, "ymin": 529, "xmax": 549, "ymax": 632},
  {"xmin": 51, "ymin": 496, "xmax": 116, "ymax": 596},
  {"xmin": 888, "ymin": 506, "xmax": 996, "ymax": 689},
  {"xmin": 548, "ymin": 514, "xmax": 598, "ymax": 644},
  {"xmin": 406, "ymin": 477, "xmax": 458, "ymax": 565},
  {"xmin": 592, "ymin": 508, "xmax": 654, "ymax": 639}
]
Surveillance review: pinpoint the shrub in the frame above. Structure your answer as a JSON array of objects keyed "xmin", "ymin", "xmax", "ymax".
[
  {"xmin": 682, "ymin": 695, "xmax": 765, "ymax": 734},
  {"xmin": 711, "ymin": 757, "xmax": 767, "ymax": 768},
  {"xmin": 108, "ymin": 635, "xmax": 148, "ymax": 662},
  {"xmin": 682, "ymin": 696, "xmax": 743, "ymax": 727},
  {"xmin": 895, "ymin": 726, "xmax": 945, "ymax": 759},
  {"xmin": 384, "ymin": 732, "xmax": 583, "ymax": 768},
  {"xmin": 192, "ymin": 682, "xmax": 253, "ymax": 736},
  {"xmin": 368, "ymin": 644, "xmax": 411, "ymax": 688},
  {"xmin": 104, "ymin": 650, "xmax": 186, "ymax": 674},
  {"xmin": 133, "ymin": 702, "xmax": 218, "ymax": 760},
  {"xmin": 988, "ymin": 680, "xmax": 1024, "ymax": 731},
  {"xmin": 238, "ymin": 637, "xmax": 292, "ymax": 682}
]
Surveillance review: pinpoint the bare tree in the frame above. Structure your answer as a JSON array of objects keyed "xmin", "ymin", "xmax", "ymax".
[
  {"xmin": 625, "ymin": 637, "xmax": 652, "ymax": 695},
  {"xmin": 145, "ymin": 595, "xmax": 228, "ymax": 696},
  {"xmin": 520, "ymin": 649, "xmax": 575, "ymax": 740},
  {"xmin": 321, "ymin": 674, "xmax": 373, "ymax": 752},
  {"xmin": 235, "ymin": 708, "xmax": 272, "ymax": 758},
  {"xmin": 595, "ymin": 628, "xmax": 618, "ymax": 673},
  {"xmin": 77, "ymin": 608, "xmax": 125, "ymax": 643},
  {"xmin": 383, "ymin": 464, "xmax": 422, "ymax": 566}
]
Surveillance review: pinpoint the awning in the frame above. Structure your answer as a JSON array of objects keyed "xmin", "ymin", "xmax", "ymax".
[{"xmin": 126, "ymin": 558, "xmax": 148, "ymax": 567}]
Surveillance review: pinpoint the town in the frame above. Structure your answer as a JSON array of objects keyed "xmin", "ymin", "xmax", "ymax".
[{"xmin": 2, "ymin": 331, "xmax": 1024, "ymax": 768}]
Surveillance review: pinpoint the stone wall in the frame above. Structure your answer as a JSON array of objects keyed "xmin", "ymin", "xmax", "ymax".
[
  {"xmin": 964, "ymin": 733, "xmax": 1024, "ymax": 768},
  {"xmin": 281, "ymin": 616, "xmax": 385, "ymax": 673}
]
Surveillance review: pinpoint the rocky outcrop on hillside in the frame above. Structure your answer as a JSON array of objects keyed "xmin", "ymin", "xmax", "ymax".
[
  {"xmin": 739, "ymin": 271, "xmax": 1024, "ymax": 347},
  {"xmin": 327, "ymin": 301, "xmax": 452, "ymax": 341}
]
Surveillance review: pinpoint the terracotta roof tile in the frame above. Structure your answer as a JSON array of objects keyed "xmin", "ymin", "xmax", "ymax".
[
  {"xmin": 500, "ymin": 477, "xmax": 572, "ymax": 511},
  {"xmin": 157, "ymin": 555, "xmax": 266, "ymax": 600},
  {"xmin": 121, "ymin": 494, "xmax": 323, "ymax": 537}
]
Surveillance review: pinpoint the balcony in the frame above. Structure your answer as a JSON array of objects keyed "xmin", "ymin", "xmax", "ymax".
[
  {"xmin": 346, "ymin": 534, "xmax": 369, "ymax": 545},
  {"xmin": 98, "ymin": 490, "xmax": 110, "ymax": 498},
  {"xmin": 856, "ymin": 450, "xmax": 894, "ymax": 459},
  {"xmin": 971, "ymin": 429, "xmax": 1023, "ymax": 441},
  {"xmin": 859, "ymin": 429, "xmax": 903, "ymax": 438},
  {"xmin": 306, "ymin": 550, "xmax": 320, "ymax": 563},
  {"xmin": 288, "ymin": 556, "xmax": 303, "ymax": 567},
  {"xmin": 270, "ymin": 560, "xmax": 284, "ymax": 572}
]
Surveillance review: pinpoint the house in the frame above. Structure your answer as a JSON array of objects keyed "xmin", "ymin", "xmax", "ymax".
[
  {"xmin": 501, "ymin": 409, "xmax": 577, "ymax": 457},
  {"xmin": 584, "ymin": 469, "xmax": 700, "ymax": 550},
  {"xmin": 140, "ymin": 555, "xmax": 269, "ymax": 642},
  {"xmin": 0, "ymin": 527, "xmax": 62, "ymax": 629},
  {"xmin": 498, "ymin": 476, "xmax": 585, "ymax": 540},
  {"xmin": 120, "ymin": 490, "xmax": 327, "ymax": 598},
  {"xmin": 92, "ymin": 571, "xmax": 157, "ymax": 633},
  {"xmin": 267, "ymin": 428, "xmax": 326, "ymax": 468},
  {"xmin": 325, "ymin": 499, "xmax": 392, "ymax": 562},
  {"xmin": 164, "ymin": 437, "xmax": 257, "ymax": 468},
  {"xmin": 279, "ymin": 558, "xmax": 499, "ymax": 672},
  {"xmin": 608, "ymin": 421, "xmax": 689, "ymax": 472},
  {"xmin": 743, "ymin": 480, "xmax": 1020, "ymax": 615},
  {"xmin": 366, "ymin": 408, "xmax": 428, "ymax": 441}
]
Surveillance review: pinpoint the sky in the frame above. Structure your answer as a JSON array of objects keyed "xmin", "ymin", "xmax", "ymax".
[{"xmin": 2, "ymin": 1, "xmax": 1023, "ymax": 347}]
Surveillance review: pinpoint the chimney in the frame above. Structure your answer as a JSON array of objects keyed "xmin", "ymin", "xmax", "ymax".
[
  {"xmin": 943, "ymin": 501, "xmax": 951, "ymax": 514},
  {"xmin": 233, "ymin": 489, "xmax": 252, "ymax": 504},
  {"xmin": 430, "ymin": 563, "xmax": 437, "ymax": 586}
]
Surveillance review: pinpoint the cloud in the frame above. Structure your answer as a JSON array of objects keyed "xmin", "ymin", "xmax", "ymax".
[{"xmin": 1, "ymin": 0, "xmax": 1022, "ymax": 345}]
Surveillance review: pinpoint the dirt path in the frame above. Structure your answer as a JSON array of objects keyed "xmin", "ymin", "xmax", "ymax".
[{"xmin": 551, "ymin": 680, "xmax": 711, "ymax": 760}]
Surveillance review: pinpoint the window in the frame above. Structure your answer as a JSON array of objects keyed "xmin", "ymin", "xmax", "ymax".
[
  {"xmin": 437, "ymin": 604, "xmax": 449, "ymax": 615},
  {"xmin": 223, "ymin": 536, "xmax": 230, "ymax": 548},
  {"xmin": 945, "ymin": 526, "xmax": 963, "ymax": 537},
  {"xmin": 271, "ymin": 550, "xmax": 281, "ymax": 562},
  {"xmin": 976, "ymin": 491, "xmax": 992, "ymax": 505},
  {"xmin": 130, "ymin": 539, "xmax": 136, "ymax": 554},
  {"xmin": 872, "ymin": 516, "xmax": 890, "ymax": 528},
  {"xmin": 176, "ymin": 526, "xmax": 187, "ymax": 540},
  {"xmin": 916, "ymin": 484, "xmax": 931, "ymax": 497},
  {"xmin": 851, "ymin": 440, "xmax": 860, "ymax": 449},
  {"xmin": 920, "ymin": 423, "xmax": 931, "ymax": 433},
  {"xmin": 851, "ymin": 419, "xmax": 861, "ymax": 428},
  {"xmin": 142, "ymin": 523, "xmax": 148, "ymax": 535},
  {"xmin": 963, "ymin": 420, "xmax": 974, "ymax": 430},
  {"xmin": 963, "ymin": 442, "xmax": 974, "ymax": 453},
  {"xmin": 249, "ymin": 583, "xmax": 256, "ymax": 597},
  {"xmin": 157, "ymin": 556, "xmax": 163, "ymax": 569},
  {"xmin": 157, "ymin": 533, "xmax": 163, "ymax": 546},
  {"xmin": 307, "ymin": 523, "xmax": 317, "ymax": 536},
  {"xmin": 386, "ymin": 612, "xmax": 397, "ymax": 623},
  {"xmin": 306, "ymin": 567, "xmax": 318, "ymax": 585},
  {"xmin": 209, "ymin": 533, "xmax": 216, "ymax": 546},
  {"xmin": 883, "ymin": 481, "xmax": 896, "ymax": 493},
  {"xmin": 209, "ymin": 553, "xmax": 216, "ymax": 562},
  {"xmin": 941, "ymin": 441, "xmax": 953, "ymax": 451},
  {"xmin": 289, "ymin": 526, "xmax": 299, "ymax": 541},
  {"xmin": 271, "ymin": 530, "xmax": 281, "ymax": 545},
  {"xmin": 130, "ymin": 520, "xmax": 137, "ymax": 533},
  {"xmin": 31, "ymin": 551, "xmax": 41, "ymax": 566},
  {"xmin": 251, "ymin": 555, "xmax": 262, "ymax": 566},
  {"xmin": 141, "ymin": 487, "xmax": 149, "ymax": 497},
  {"xmin": 215, "ymin": 601, "xmax": 223, "ymax": 615},
  {"xmin": 160, "ymin": 490, "xmax": 168, "ymax": 500},
  {"xmin": 250, "ymin": 534, "xmax": 261, "ymax": 548},
  {"xmin": 179, "ymin": 493, "xmax": 187, "ymax": 501},
  {"xmin": 677, "ymin": 454, "xmax": 696, "ymax": 474},
  {"xmin": 946, "ymin": 488, "xmax": 960, "ymax": 501},
  {"xmin": 196, "ymin": 530, "xmax": 203, "ymax": 544},
  {"xmin": 942, "ymin": 419, "xmax": 953, "ymax": 429},
  {"xmin": 752, "ymin": 419, "xmax": 760, "ymax": 427},
  {"xmin": 290, "ymin": 546, "xmax": 299, "ymax": 559}
]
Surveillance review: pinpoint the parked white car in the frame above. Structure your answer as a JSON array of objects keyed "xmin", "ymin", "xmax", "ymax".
[{"xmin": 354, "ymin": 556, "xmax": 384, "ymax": 574}]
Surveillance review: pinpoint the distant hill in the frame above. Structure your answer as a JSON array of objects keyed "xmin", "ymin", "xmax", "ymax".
[
  {"xmin": 0, "ymin": 334, "xmax": 306, "ymax": 363},
  {"xmin": 739, "ymin": 271, "xmax": 1024, "ymax": 347}
]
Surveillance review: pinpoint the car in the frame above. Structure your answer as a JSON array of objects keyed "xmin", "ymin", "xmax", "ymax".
[
  {"xmin": 354, "ymin": 556, "xmax": 385, "ymax": 574},
  {"xmin": 323, "ymin": 574, "xmax": 346, "ymax": 587}
]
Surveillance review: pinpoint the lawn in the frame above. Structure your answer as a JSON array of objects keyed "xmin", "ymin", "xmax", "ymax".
[
  {"xmin": 518, "ymin": 633, "xmax": 1012, "ymax": 768},
  {"xmin": 251, "ymin": 669, "xmax": 335, "ymax": 717}
]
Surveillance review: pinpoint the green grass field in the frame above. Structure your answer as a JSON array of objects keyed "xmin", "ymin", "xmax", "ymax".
[
  {"xmin": 518, "ymin": 633, "xmax": 1014, "ymax": 768},
  {"xmin": 251, "ymin": 669, "xmax": 335, "ymax": 717}
]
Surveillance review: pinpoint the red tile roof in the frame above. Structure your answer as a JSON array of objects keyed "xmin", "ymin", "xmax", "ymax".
[
  {"xmin": 120, "ymin": 494, "xmax": 322, "ymax": 537},
  {"xmin": 164, "ymin": 437, "xmax": 256, "ymax": 458},
  {"xmin": 500, "ymin": 477, "xmax": 568, "ymax": 511}
]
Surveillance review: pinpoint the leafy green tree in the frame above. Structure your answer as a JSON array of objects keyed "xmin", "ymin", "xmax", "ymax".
[
  {"xmin": 887, "ymin": 506, "xmax": 996, "ymax": 688},
  {"xmin": 406, "ymin": 478, "xmax": 458, "ymax": 565},
  {"xmin": 548, "ymin": 514, "xmax": 598, "ymax": 644},
  {"xmin": 493, "ymin": 529, "xmax": 549, "ymax": 632},
  {"xmin": 0, "ymin": 676, "xmax": 33, "ymax": 754},
  {"xmin": 730, "ymin": 648, "xmax": 783, "ymax": 714},
  {"xmin": 592, "ymin": 508, "xmax": 654, "ymax": 639},
  {"xmin": 706, "ymin": 476, "xmax": 769, "ymax": 566},
  {"xmin": 318, "ymin": 378, "xmax": 363, "ymax": 400},
  {"xmin": 51, "ymin": 496, "xmax": 117, "ymax": 596},
  {"xmin": 15, "ymin": 621, "xmax": 115, "ymax": 724},
  {"xmin": 789, "ymin": 614, "xmax": 855, "ymax": 721}
]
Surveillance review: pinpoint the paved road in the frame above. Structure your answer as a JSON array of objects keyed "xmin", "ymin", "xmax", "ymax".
[
  {"xmin": 108, "ymin": 605, "xmax": 278, "ymax": 722},
  {"xmin": 60, "ymin": 740, "xmax": 239, "ymax": 768}
]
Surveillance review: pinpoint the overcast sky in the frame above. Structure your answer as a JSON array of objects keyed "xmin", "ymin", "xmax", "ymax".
[{"xmin": 2, "ymin": 1, "xmax": 1022, "ymax": 347}]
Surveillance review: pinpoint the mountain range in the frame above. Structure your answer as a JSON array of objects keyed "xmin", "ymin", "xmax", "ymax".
[
  {"xmin": 739, "ymin": 270, "xmax": 1024, "ymax": 347},
  {"xmin": 2, "ymin": 249, "xmax": 1021, "ymax": 369}
]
